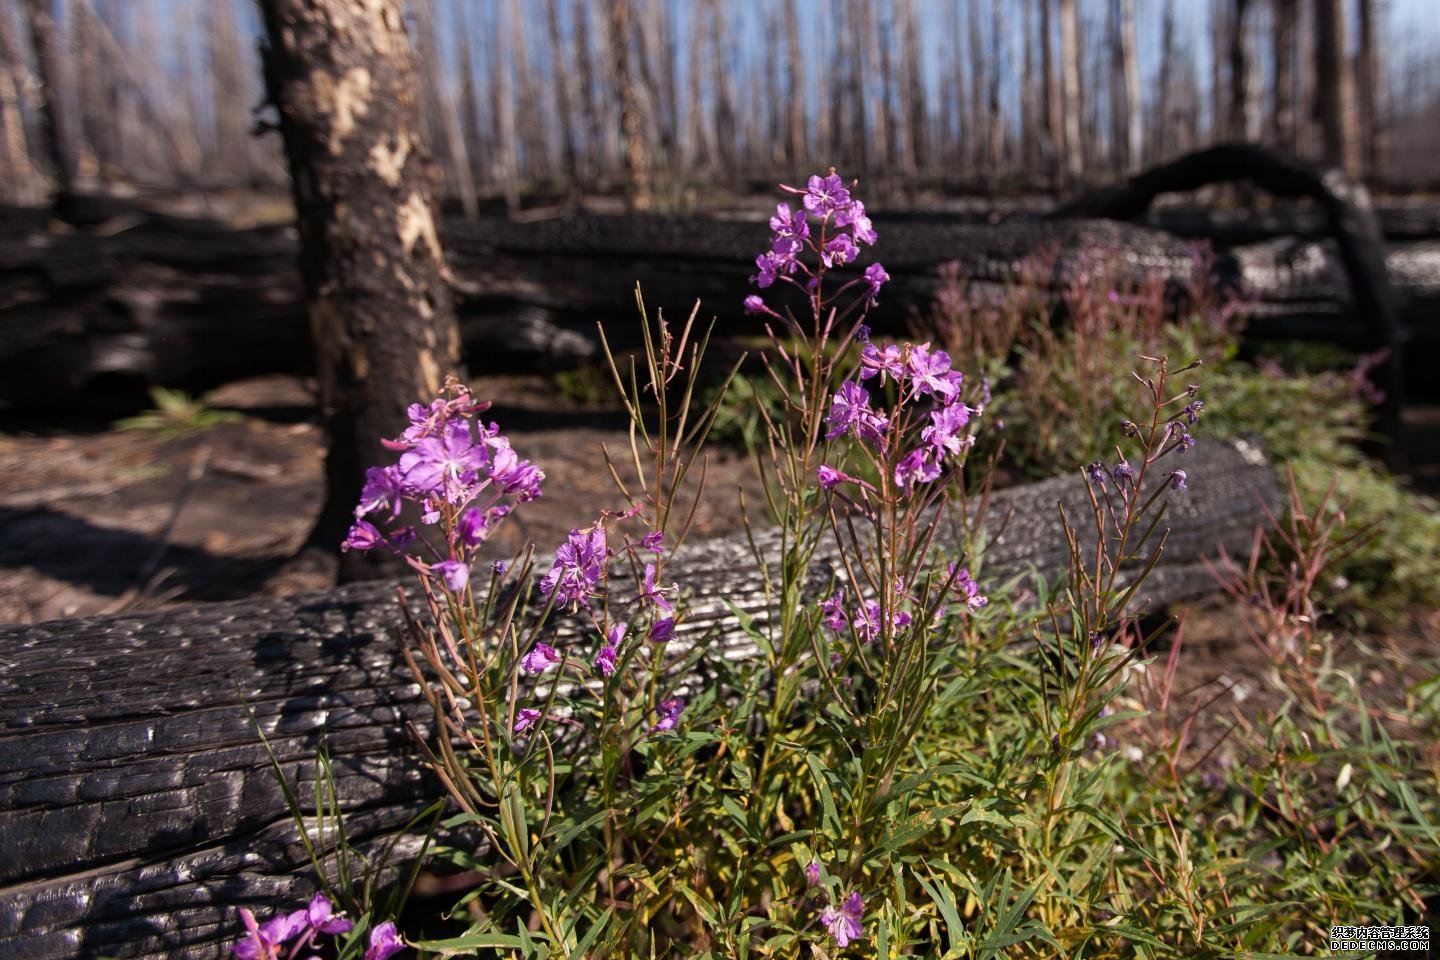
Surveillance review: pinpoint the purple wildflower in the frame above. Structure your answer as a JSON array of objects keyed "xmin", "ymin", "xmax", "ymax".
[
  {"xmin": 342, "ymin": 520, "xmax": 384, "ymax": 553},
  {"xmin": 355, "ymin": 465, "xmax": 404, "ymax": 520},
  {"xmin": 894, "ymin": 447, "xmax": 942, "ymax": 489},
  {"xmin": 596, "ymin": 641, "xmax": 619, "ymax": 679},
  {"xmin": 836, "ymin": 199, "xmax": 877, "ymax": 245},
  {"xmin": 853, "ymin": 600, "xmax": 884, "ymax": 643},
  {"xmin": 303, "ymin": 894, "xmax": 354, "ymax": 938},
  {"xmin": 820, "ymin": 891, "xmax": 865, "ymax": 949},
  {"xmin": 950, "ymin": 565, "xmax": 989, "ymax": 610},
  {"xmin": 753, "ymin": 251, "xmax": 790, "ymax": 288},
  {"xmin": 1183, "ymin": 399, "xmax": 1205, "ymax": 424},
  {"xmin": 455, "ymin": 507, "xmax": 488, "ymax": 547},
  {"xmin": 769, "ymin": 201, "xmax": 810, "ymax": 257},
  {"xmin": 489, "ymin": 444, "xmax": 545, "ymax": 500},
  {"xmin": 1112, "ymin": 459, "xmax": 1138, "ymax": 484},
  {"xmin": 821, "ymin": 233, "xmax": 859, "ymax": 268},
  {"xmin": 520, "ymin": 643, "xmax": 561, "ymax": 674},
  {"xmin": 652, "ymin": 698, "xmax": 685, "ymax": 732},
  {"xmin": 825, "ymin": 381, "xmax": 884, "ymax": 441},
  {"xmin": 858, "ymin": 341, "xmax": 905, "ymax": 383},
  {"xmin": 650, "ymin": 617, "xmax": 675, "ymax": 643},
  {"xmin": 641, "ymin": 562, "xmax": 674, "ymax": 612},
  {"xmin": 1168, "ymin": 469, "xmax": 1188, "ymax": 491},
  {"xmin": 398, "ymin": 420, "xmax": 486, "ymax": 499},
  {"xmin": 514, "ymin": 708, "xmax": 542, "ymax": 733},
  {"xmin": 640, "ymin": 530, "xmax": 665, "ymax": 553},
  {"xmin": 743, "ymin": 294, "xmax": 767, "ymax": 315},
  {"xmin": 363, "ymin": 921, "xmax": 406, "ymax": 960},
  {"xmin": 817, "ymin": 464, "xmax": 862, "ymax": 490},
  {"xmin": 821, "ymin": 590, "xmax": 848, "ymax": 632},
  {"xmin": 431, "ymin": 559, "xmax": 470, "ymax": 594},
  {"xmin": 805, "ymin": 861, "xmax": 822, "ymax": 887},
  {"xmin": 233, "ymin": 907, "xmax": 303, "ymax": 960},
  {"xmin": 906, "ymin": 343, "xmax": 963, "ymax": 402},
  {"xmin": 922, "ymin": 403, "xmax": 973, "ymax": 458},
  {"xmin": 862, "ymin": 262, "xmax": 889, "ymax": 299},
  {"xmin": 539, "ymin": 526, "xmax": 607, "ymax": 608},
  {"xmin": 492, "ymin": 559, "xmax": 507, "ymax": 576},
  {"xmin": 1085, "ymin": 461, "xmax": 1108, "ymax": 485},
  {"xmin": 802, "ymin": 173, "xmax": 851, "ymax": 216}
]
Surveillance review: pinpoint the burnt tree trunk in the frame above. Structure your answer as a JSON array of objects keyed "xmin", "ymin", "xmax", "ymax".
[
  {"xmin": 256, "ymin": 0, "xmax": 463, "ymax": 577},
  {"xmin": 20, "ymin": 0, "xmax": 76, "ymax": 200},
  {"xmin": 1314, "ymin": 0, "xmax": 1360, "ymax": 177}
]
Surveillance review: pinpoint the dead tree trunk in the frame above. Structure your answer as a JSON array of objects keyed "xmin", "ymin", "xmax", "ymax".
[
  {"xmin": 1271, "ymin": 0, "xmax": 1297, "ymax": 151},
  {"xmin": 256, "ymin": 0, "xmax": 463, "ymax": 577},
  {"xmin": 1058, "ymin": 0, "xmax": 1083, "ymax": 184},
  {"xmin": 20, "ymin": 0, "xmax": 76, "ymax": 199},
  {"xmin": 205, "ymin": 0, "xmax": 251, "ymax": 186},
  {"xmin": 1227, "ymin": 0, "xmax": 1253, "ymax": 145},
  {"xmin": 1041, "ymin": 0, "xmax": 1061, "ymax": 182},
  {"xmin": 608, "ymin": 0, "xmax": 650, "ymax": 210},
  {"xmin": 1314, "ymin": 0, "xmax": 1360, "ymax": 177},
  {"xmin": 783, "ymin": 0, "xmax": 803, "ymax": 169},
  {"xmin": 1117, "ymin": 0, "xmax": 1140, "ymax": 171},
  {"xmin": 0, "ymin": 3, "xmax": 40, "ymax": 203},
  {"xmin": 543, "ymin": 0, "xmax": 579, "ymax": 193},
  {"xmin": 1356, "ymin": 0, "xmax": 1382, "ymax": 180}
]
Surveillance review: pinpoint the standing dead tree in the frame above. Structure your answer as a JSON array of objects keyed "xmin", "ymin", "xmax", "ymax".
[
  {"xmin": 1314, "ymin": 0, "xmax": 1360, "ymax": 177},
  {"xmin": 20, "ymin": 0, "xmax": 76, "ymax": 200},
  {"xmin": 256, "ymin": 0, "xmax": 463, "ymax": 576}
]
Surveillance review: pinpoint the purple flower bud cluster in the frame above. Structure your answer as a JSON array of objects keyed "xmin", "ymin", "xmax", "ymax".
[
  {"xmin": 746, "ymin": 171, "xmax": 887, "ymax": 315},
  {"xmin": 343, "ymin": 386, "xmax": 544, "ymax": 596}
]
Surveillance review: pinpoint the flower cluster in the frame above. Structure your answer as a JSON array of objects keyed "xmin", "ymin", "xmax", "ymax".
[
  {"xmin": 343, "ymin": 382, "xmax": 544, "ymax": 595},
  {"xmin": 746, "ymin": 171, "xmax": 887, "ymax": 314},
  {"xmin": 824, "ymin": 336, "xmax": 978, "ymax": 491},
  {"xmin": 231, "ymin": 893, "xmax": 404, "ymax": 960},
  {"xmin": 512, "ymin": 513, "xmax": 685, "ymax": 739}
]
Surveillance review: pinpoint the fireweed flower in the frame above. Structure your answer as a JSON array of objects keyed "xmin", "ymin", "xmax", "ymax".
[
  {"xmin": 649, "ymin": 617, "xmax": 675, "ymax": 643},
  {"xmin": 921, "ymin": 403, "xmax": 973, "ymax": 458},
  {"xmin": 594, "ymin": 642, "xmax": 619, "ymax": 677},
  {"xmin": 825, "ymin": 381, "xmax": 888, "ymax": 444},
  {"xmin": 356, "ymin": 465, "xmax": 404, "ymax": 520},
  {"xmin": 817, "ymin": 464, "xmax": 862, "ymax": 490},
  {"xmin": 852, "ymin": 600, "xmax": 885, "ymax": 643},
  {"xmin": 821, "ymin": 233, "xmax": 859, "ymax": 268},
  {"xmin": 894, "ymin": 447, "xmax": 942, "ymax": 490},
  {"xmin": 769, "ymin": 201, "xmax": 809, "ymax": 254},
  {"xmin": 836, "ymin": 198, "xmax": 877, "ymax": 245},
  {"xmin": 949, "ymin": 565, "xmax": 989, "ymax": 610},
  {"xmin": 513, "ymin": 708, "xmax": 542, "ymax": 733},
  {"xmin": 652, "ymin": 698, "xmax": 685, "ymax": 732},
  {"xmin": 431, "ymin": 559, "xmax": 470, "ymax": 593},
  {"xmin": 743, "ymin": 293, "xmax": 768, "ymax": 315},
  {"xmin": 399, "ymin": 420, "xmax": 486, "ymax": 500},
  {"xmin": 820, "ymin": 590, "xmax": 848, "ymax": 631},
  {"xmin": 820, "ymin": 891, "xmax": 865, "ymax": 949},
  {"xmin": 233, "ymin": 893, "xmax": 351, "ymax": 960},
  {"xmin": 539, "ymin": 526, "xmax": 608, "ymax": 608},
  {"xmin": 520, "ymin": 643, "xmax": 561, "ymax": 674},
  {"xmin": 640, "ymin": 562, "xmax": 674, "ymax": 612},
  {"xmin": 805, "ymin": 861, "xmax": 822, "ymax": 887},
  {"xmin": 342, "ymin": 519, "xmax": 384, "ymax": 553},
  {"xmin": 364, "ymin": 922, "xmax": 406, "ymax": 960},
  {"xmin": 905, "ymin": 343, "xmax": 963, "ymax": 402},
  {"xmin": 488, "ymin": 444, "xmax": 544, "ymax": 500},
  {"xmin": 858, "ymin": 341, "xmax": 905, "ymax": 383},
  {"xmin": 802, "ymin": 172, "xmax": 851, "ymax": 215},
  {"xmin": 455, "ymin": 507, "xmax": 487, "ymax": 547},
  {"xmin": 863, "ymin": 262, "xmax": 889, "ymax": 299},
  {"xmin": 640, "ymin": 530, "xmax": 665, "ymax": 552}
]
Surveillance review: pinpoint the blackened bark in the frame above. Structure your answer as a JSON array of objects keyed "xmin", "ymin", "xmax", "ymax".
[{"xmin": 256, "ymin": 0, "xmax": 463, "ymax": 578}]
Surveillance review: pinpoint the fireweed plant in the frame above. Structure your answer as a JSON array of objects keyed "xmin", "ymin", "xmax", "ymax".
[{"xmin": 235, "ymin": 173, "xmax": 1438, "ymax": 957}]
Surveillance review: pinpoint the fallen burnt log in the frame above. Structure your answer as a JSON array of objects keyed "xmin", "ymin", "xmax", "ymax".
[
  {"xmin": 1, "ymin": 195, "xmax": 1437, "ymax": 413},
  {"xmin": 0, "ymin": 442, "xmax": 1279, "ymax": 959}
]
